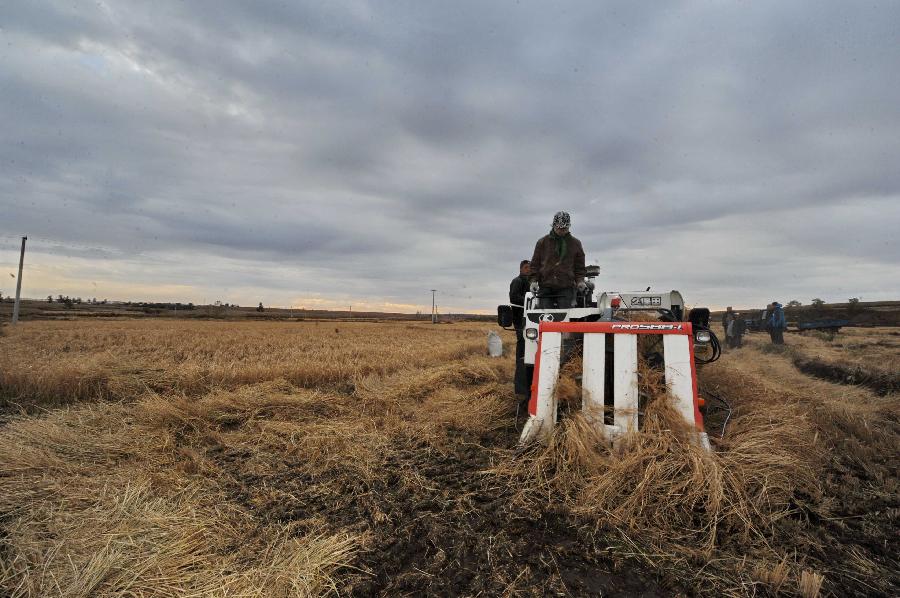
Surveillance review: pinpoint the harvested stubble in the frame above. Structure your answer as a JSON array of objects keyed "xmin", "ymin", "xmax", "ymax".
[
  {"xmin": 795, "ymin": 326, "xmax": 900, "ymax": 367},
  {"xmin": 1, "ymin": 321, "xmax": 897, "ymax": 596},
  {"xmin": 700, "ymin": 336, "xmax": 899, "ymax": 596},
  {"xmin": 0, "ymin": 330, "xmax": 523, "ymax": 597},
  {"xmin": 492, "ymin": 354, "xmax": 826, "ymax": 596},
  {"xmin": 0, "ymin": 398, "xmax": 361, "ymax": 598},
  {"xmin": 780, "ymin": 328, "xmax": 900, "ymax": 395}
]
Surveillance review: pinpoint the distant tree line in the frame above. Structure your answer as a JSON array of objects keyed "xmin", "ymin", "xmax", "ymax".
[
  {"xmin": 44, "ymin": 295, "xmax": 199, "ymax": 310},
  {"xmin": 123, "ymin": 301, "xmax": 197, "ymax": 310}
]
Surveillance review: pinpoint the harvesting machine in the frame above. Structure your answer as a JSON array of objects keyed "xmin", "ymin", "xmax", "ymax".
[{"xmin": 498, "ymin": 265, "xmax": 722, "ymax": 447}]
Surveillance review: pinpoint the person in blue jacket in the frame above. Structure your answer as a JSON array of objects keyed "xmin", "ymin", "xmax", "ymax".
[{"xmin": 767, "ymin": 301, "xmax": 787, "ymax": 344}]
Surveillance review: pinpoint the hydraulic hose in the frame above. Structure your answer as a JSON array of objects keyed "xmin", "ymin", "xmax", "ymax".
[
  {"xmin": 699, "ymin": 385, "xmax": 732, "ymax": 438},
  {"xmin": 695, "ymin": 328, "xmax": 721, "ymax": 364}
]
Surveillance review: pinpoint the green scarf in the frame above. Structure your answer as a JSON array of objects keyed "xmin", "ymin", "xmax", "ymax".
[{"xmin": 549, "ymin": 229, "xmax": 569, "ymax": 259}]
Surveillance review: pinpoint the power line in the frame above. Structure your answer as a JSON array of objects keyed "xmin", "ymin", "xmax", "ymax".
[
  {"xmin": 0, "ymin": 233, "xmax": 147, "ymax": 259},
  {"xmin": 429, "ymin": 288, "xmax": 476, "ymax": 301}
]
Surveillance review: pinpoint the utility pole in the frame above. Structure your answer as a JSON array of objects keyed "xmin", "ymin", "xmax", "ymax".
[
  {"xmin": 11, "ymin": 236, "xmax": 26, "ymax": 325},
  {"xmin": 431, "ymin": 289, "xmax": 437, "ymax": 324}
]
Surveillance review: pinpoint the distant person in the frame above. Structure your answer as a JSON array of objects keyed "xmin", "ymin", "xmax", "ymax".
[
  {"xmin": 722, "ymin": 307, "xmax": 735, "ymax": 349},
  {"xmin": 732, "ymin": 312, "xmax": 746, "ymax": 348},
  {"xmin": 529, "ymin": 211, "xmax": 586, "ymax": 308},
  {"xmin": 509, "ymin": 260, "xmax": 531, "ymax": 400},
  {"xmin": 767, "ymin": 301, "xmax": 787, "ymax": 345}
]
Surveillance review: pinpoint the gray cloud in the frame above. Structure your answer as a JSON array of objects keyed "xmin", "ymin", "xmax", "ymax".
[{"xmin": 1, "ymin": 0, "xmax": 898, "ymax": 311}]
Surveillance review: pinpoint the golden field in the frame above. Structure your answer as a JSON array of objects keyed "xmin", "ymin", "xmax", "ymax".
[
  {"xmin": 0, "ymin": 320, "xmax": 897, "ymax": 597},
  {"xmin": 0, "ymin": 320, "xmax": 487, "ymax": 409}
]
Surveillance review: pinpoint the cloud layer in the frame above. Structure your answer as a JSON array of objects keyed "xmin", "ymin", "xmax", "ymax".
[{"xmin": 2, "ymin": 1, "xmax": 898, "ymax": 311}]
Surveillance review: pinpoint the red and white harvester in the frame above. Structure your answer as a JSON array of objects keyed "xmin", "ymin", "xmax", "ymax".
[{"xmin": 498, "ymin": 266, "xmax": 720, "ymax": 447}]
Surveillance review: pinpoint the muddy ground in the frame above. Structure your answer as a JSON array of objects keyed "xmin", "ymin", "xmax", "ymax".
[
  {"xmin": 198, "ymin": 390, "xmax": 896, "ymax": 596},
  {"xmin": 209, "ymin": 423, "xmax": 675, "ymax": 597},
  {"xmin": 2, "ymin": 321, "xmax": 897, "ymax": 597}
]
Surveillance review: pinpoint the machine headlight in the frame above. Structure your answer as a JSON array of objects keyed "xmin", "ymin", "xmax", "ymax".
[
  {"xmin": 525, "ymin": 328, "xmax": 538, "ymax": 340},
  {"xmin": 695, "ymin": 330, "xmax": 711, "ymax": 343}
]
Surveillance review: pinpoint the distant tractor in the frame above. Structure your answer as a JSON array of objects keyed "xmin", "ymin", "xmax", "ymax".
[
  {"xmin": 796, "ymin": 318, "xmax": 851, "ymax": 337},
  {"xmin": 743, "ymin": 310, "xmax": 768, "ymax": 332}
]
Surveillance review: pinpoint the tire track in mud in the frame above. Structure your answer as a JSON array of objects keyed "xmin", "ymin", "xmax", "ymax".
[
  {"xmin": 792, "ymin": 355, "xmax": 899, "ymax": 396},
  {"xmin": 213, "ymin": 437, "xmax": 671, "ymax": 596},
  {"xmin": 701, "ymin": 351, "xmax": 900, "ymax": 597},
  {"xmin": 205, "ymin": 416, "xmax": 673, "ymax": 596}
]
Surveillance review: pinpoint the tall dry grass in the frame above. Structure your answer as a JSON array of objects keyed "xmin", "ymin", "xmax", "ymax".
[{"xmin": 0, "ymin": 320, "xmax": 489, "ymax": 410}]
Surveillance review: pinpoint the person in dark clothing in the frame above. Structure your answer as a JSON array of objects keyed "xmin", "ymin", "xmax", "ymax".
[
  {"xmin": 767, "ymin": 301, "xmax": 786, "ymax": 344},
  {"xmin": 509, "ymin": 260, "xmax": 531, "ymax": 398},
  {"xmin": 509, "ymin": 260, "xmax": 530, "ymax": 329},
  {"xmin": 530, "ymin": 211, "xmax": 586, "ymax": 308},
  {"xmin": 732, "ymin": 313, "xmax": 746, "ymax": 348},
  {"xmin": 722, "ymin": 306, "xmax": 735, "ymax": 349}
]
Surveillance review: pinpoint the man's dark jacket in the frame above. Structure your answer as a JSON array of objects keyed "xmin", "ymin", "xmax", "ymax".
[
  {"xmin": 530, "ymin": 233, "xmax": 586, "ymax": 289},
  {"xmin": 509, "ymin": 274, "xmax": 529, "ymax": 329}
]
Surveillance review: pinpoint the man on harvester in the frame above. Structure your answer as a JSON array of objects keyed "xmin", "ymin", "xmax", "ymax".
[
  {"xmin": 529, "ymin": 211, "xmax": 587, "ymax": 308},
  {"xmin": 497, "ymin": 213, "xmax": 719, "ymax": 447}
]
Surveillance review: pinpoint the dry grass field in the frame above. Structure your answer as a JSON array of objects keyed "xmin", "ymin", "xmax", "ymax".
[
  {"xmin": 783, "ymin": 328, "xmax": 900, "ymax": 395},
  {"xmin": 0, "ymin": 321, "xmax": 486, "ymax": 411},
  {"xmin": 0, "ymin": 320, "xmax": 897, "ymax": 597}
]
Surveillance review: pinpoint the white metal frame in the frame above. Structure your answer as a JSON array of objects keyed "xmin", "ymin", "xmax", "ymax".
[{"xmin": 520, "ymin": 321, "xmax": 709, "ymax": 450}]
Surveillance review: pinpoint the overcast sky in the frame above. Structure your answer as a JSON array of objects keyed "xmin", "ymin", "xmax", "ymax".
[{"xmin": 1, "ymin": 1, "xmax": 898, "ymax": 313}]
